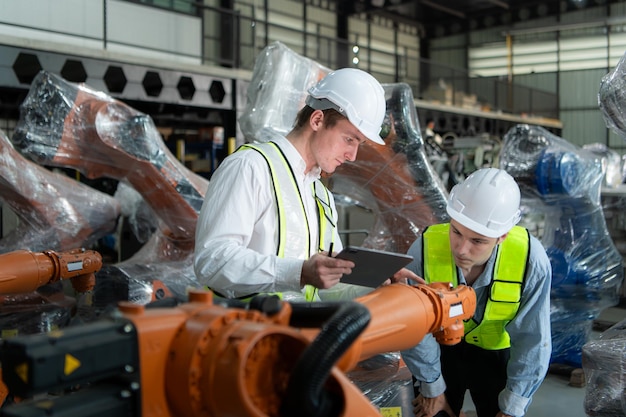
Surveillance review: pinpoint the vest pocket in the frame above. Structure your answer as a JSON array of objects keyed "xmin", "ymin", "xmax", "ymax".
[{"xmin": 466, "ymin": 320, "xmax": 510, "ymax": 349}]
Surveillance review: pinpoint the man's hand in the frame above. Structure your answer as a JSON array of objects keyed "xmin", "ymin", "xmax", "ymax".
[
  {"xmin": 412, "ymin": 393, "xmax": 456, "ymax": 417},
  {"xmin": 382, "ymin": 267, "xmax": 427, "ymax": 286},
  {"xmin": 301, "ymin": 252, "xmax": 355, "ymax": 289}
]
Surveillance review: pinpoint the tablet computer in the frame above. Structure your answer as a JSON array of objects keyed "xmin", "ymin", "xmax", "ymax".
[{"xmin": 334, "ymin": 246, "xmax": 413, "ymax": 288}]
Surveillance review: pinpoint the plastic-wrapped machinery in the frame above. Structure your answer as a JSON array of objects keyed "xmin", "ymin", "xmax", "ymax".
[
  {"xmin": 582, "ymin": 318, "xmax": 626, "ymax": 417},
  {"xmin": 12, "ymin": 71, "xmax": 208, "ymax": 248},
  {"xmin": 599, "ymin": 50, "xmax": 626, "ymax": 140},
  {"xmin": 240, "ymin": 41, "xmax": 449, "ymax": 254},
  {"xmin": 500, "ymin": 124, "xmax": 623, "ymax": 367},
  {"xmin": 0, "ymin": 129, "xmax": 120, "ymax": 253},
  {"xmin": 11, "ymin": 70, "xmax": 206, "ymax": 311},
  {"xmin": 578, "ymin": 49, "xmax": 626, "ymax": 417}
]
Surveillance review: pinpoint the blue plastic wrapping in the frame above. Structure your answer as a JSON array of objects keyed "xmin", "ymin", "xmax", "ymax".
[{"xmin": 501, "ymin": 124, "xmax": 623, "ymax": 367}]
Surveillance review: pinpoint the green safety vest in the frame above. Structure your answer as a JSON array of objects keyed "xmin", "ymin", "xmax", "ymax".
[
  {"xmin": 423, "ymin": 223, "xmax": 530, "ymax": 350},
  {"xmin": 238, "ymin": 141, "xmax": 337, "ymax": 302}
]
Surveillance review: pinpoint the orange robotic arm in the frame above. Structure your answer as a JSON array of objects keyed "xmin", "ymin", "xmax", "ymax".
[
  {"xmin": 0, "ymin": 129, "xmax": 120, "ymax": 253},
  {"xmin": 12, "ymin": 71, "xmax": 208, "ymax": 246},
  {"xmin": 0, "ymin": 248, "xmax": 102, "ymax": 295},
  {"xmin": 0, "ymin": 283, "xmax": 475, "ymax": 417}
]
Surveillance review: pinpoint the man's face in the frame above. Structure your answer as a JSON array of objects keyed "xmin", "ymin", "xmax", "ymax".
[
  {"xmin": 312, "ymin": 114, "xmax": 366, "ymax": 174},
  {"xmin": 448, "ymin": 219, "xmax": 503, "ymax": 271}
]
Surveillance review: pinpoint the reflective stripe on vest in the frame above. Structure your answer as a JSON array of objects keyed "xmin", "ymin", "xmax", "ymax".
[
  {"xmin": 239, "ymin": 142, "xmax": 337, "ymax": 302},
  {"xmin": 423, "ymin": 223, "xmax": 529, "ymax": 350}
]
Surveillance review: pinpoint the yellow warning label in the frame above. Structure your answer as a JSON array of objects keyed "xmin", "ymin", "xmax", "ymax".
[
  {"xmin": 15, "ymin": 362, "xmax": 28, "ymax": 384},
  {"xmin": 380, "ymin": 407, "xmax": 403, "ymax": 417},
  {"xmin": 1, "ymin": 329, "xmax": 18, "ymax": 339},
  {"xmin": 64, "ymin": 354, "xmax": 81, "ymax": 376}
]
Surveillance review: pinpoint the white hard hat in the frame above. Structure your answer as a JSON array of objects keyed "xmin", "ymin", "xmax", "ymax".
[
  {"xmin": 306, "ymin": 68, "xmax": 386, "ymax": 145},
  {"xmin": 446, "ymin": 168, "xmax": 521, "ymax": 238}
]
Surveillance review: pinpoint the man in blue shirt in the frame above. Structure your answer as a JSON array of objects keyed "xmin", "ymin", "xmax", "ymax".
[{"xmin": 400, "ymin": 168, "xmax": 552, "ymax": 417}]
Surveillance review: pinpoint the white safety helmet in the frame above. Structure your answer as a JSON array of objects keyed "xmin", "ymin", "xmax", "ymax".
[
  {"xmin": 306, "ymin": 68, "xmax": 386, "ymax": 145},
  {"xmin": 446, "ymin": 168, "xmax": 522, "ymax": 238}
]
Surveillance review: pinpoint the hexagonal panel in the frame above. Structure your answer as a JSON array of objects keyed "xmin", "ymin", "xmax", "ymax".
[
  {"xmin": 177, "ymin": 76, "xmax": 195, "ymax": 100},
  {"xmin": 104, "ymin": 66, "xmax": 127, "ymax": 93},
  {"xmin": 209, "ymin": 80, "xmax": 226, "ymax": 104},
  {"xmin": 61, "ymin": 59, "xmax": 87, "ymax": 82},
  {"xmin": 143, "ymin": 71, "xmax": 163, "ymax": 97},
  {"xmin": 12, "ymin": 53, "xmax": 42, "ymax": 84}
]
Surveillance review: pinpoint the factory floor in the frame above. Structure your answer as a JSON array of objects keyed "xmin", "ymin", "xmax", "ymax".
[{"xmin": 461, "ymin": 305, "xmax": 626, "ymax": 417}]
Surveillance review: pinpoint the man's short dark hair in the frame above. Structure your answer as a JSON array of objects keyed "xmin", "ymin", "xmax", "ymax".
[{"xmin": 293, "ymin": 106, "xmax": 345, "ymax": 130}]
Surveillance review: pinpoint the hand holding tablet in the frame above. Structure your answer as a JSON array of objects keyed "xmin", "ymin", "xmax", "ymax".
[{"xmin": 334, "ymin": 246, "xmax": 414, "ymax": 288}]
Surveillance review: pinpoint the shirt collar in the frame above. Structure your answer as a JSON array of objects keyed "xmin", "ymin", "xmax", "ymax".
[
  {"xmin": 263, "ymin": 130, "xmax": 322, "ymax": 184},
  {"xmin": 474, "ymin": 249, "xmax": 498, "ymax": 288}
]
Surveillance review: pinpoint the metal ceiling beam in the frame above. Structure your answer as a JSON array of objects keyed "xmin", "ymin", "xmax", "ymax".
[
  {"xmin": 486, "ymin": 0, "xmax": 510, "ymax": 9},
  {"xmin": 420, "ymin": 0, "xmax": 466, "ymax": 19},
  {"xmin": 504, "ymin": 15, "xmax": 626, "ymax": 36}
]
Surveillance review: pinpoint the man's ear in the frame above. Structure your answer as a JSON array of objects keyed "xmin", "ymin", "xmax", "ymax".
[
  {"xmin": 310, "ymin": 109, "xmax": 324, "ymax": 131},
  {"xmin": 496, "ymin": 232, "xmax": 509, "ymax": 245}
]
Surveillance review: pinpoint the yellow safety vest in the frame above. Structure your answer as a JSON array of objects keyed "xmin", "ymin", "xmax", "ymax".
[
  {"xmin": 238, "ymin": 141, "xmax": 337, "ymax": 302},
  {"xmin": 423, "ymin": 223, "xmax": 530, "ymax": 350}
]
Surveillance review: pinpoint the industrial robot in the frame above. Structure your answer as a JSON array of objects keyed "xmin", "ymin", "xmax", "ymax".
[
  {"xmin": 0, "ymin": 129, "xmax": 120, "ymax": 254},
  {"xmin": 0, "ymin": 247, "xmax": 103, "ymax": 405},
  {"xmin": 500, "ymin": 124, "xmax": 623, "ymax": 367},
  {"xmin": 11, "ymin": 71, "xmax": 208, "ymax": 307},
  {"xmin": 0, "ymin": 282, "xmax": 476, "ymax": 417},
  {"xmin": 11, "ymin": 70, "xmax": 208, "ymax": 258}
]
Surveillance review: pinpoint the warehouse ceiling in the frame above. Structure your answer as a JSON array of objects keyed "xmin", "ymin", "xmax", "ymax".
[{"xmin": 334, "ymin": 0, "xmax": 609, "ymax": 38}]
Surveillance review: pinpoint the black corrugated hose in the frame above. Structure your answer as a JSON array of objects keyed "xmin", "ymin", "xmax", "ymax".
[{"xmin": 280, "ymin": 301, "xmax": 371, "ymax": 417}]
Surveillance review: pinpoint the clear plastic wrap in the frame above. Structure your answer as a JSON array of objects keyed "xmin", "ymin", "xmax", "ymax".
[
  {"xmin": 0, "ymin": 128, "xmax": 121, "ymax": 253},
  {"xmin": 10, "ymin": 70, "xmax": 208, "ymax": 312},
  {"xmin": 239, "ymin": 42, "xmax": 449, "ymax": 254},
  {"xmin": 579, "ymin": 50, "xmax": 626, "ymax": 417},
  {"xmin": 238, "ymin": 41, "xmax": 331, "ymax": 140},
  {"xmin": 0, "ymin": 283, "xmax": 75, "ymax": 337},
  {"xmin": 331, "ymin": 83, "xmax": 450, "ymax": 252},
  {"xmin": 582, "ymin": 143, "xmax": 623, "ymax": 188},
  {"xmin": 582, "ymin": 318, "xmax": 626, "ymax": 417},
  {"xmin": 599, "ymin": 50, "xmax": 626, "ymax": 140},
  {"xmin": 114, "ymin": 182, "xmax": 159, "ymax": 245},
  {"xmin": 0, "ymin": 124, "xmax": 120, "ymax": 335},
  {"xmin": 75, "ymin": 253, "xmax": 200, "ymax": 323},
  {"xmin": 347, "ymin": 352, "xmax": 414, "ymax": 415},
  {"xmin": 12, "ymin": 70, "xmax": 208, "ymax": 247},
  {"xmin": 500, "ymin": 124, "xmax": 624, "ymax": 367}
]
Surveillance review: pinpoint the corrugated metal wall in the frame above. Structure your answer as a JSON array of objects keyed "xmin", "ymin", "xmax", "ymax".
[{"xmin": 429, "ymin": 1, "xmax": 626, "ymax": 153}]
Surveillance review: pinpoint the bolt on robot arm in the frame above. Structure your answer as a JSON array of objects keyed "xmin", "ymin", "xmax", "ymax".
[{"xmin": 0, "ymin": 282, "xmax": 475, "ymax": 417}]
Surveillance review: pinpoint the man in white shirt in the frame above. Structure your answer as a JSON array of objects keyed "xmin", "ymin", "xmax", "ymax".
[{"xmin": 194, "ymin": 68, "xmax": 388, "ymax": 301}]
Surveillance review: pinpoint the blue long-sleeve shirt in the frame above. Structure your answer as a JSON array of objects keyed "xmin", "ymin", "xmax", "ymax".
[{"xmin": 401, "ymin": 231, "xmax": 552, "ymax": 417}]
